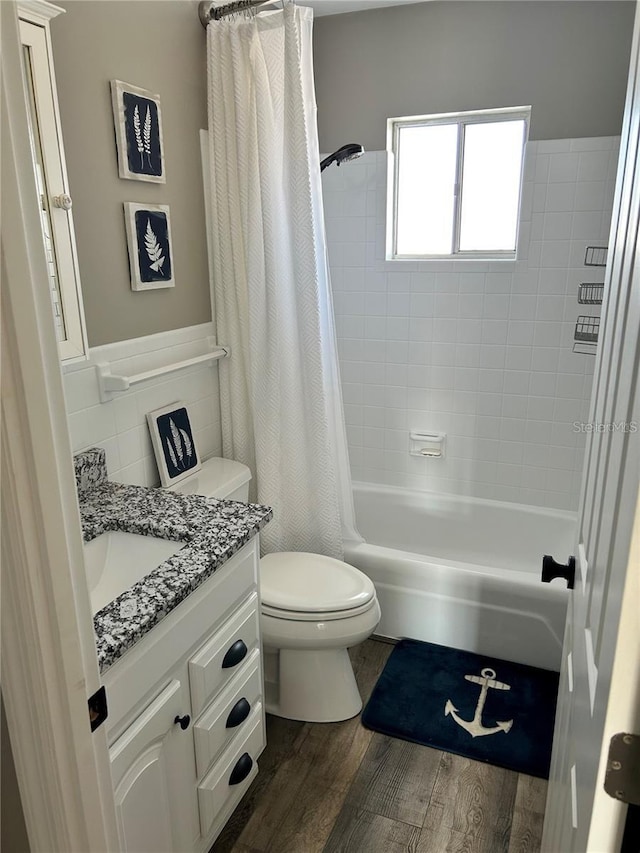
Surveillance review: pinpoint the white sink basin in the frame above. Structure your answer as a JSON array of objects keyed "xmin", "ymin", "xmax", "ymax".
[{"xmin": 84, "ymin": 531, "xmax": 184, "ymax": 614}]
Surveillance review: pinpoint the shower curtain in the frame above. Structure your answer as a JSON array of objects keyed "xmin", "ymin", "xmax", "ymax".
[{"xmin": 206, "ymin": 3, "xmax": 359, "ymax": 557}]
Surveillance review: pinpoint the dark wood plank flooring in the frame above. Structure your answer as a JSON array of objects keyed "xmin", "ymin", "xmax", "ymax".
[{"xmin": 211, "ymin": 639, "xmax": 546, "ymax": 853}]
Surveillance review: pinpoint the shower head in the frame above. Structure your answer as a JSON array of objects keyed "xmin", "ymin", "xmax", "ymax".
[{"xmin": 320, "ymin": 143, "xmax": 365, "ymax": 172}]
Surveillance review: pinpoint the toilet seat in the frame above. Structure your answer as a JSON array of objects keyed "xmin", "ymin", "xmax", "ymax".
[
  {"xmin": 261, "ymin": 597, "xmax": 378, "ymax": 622},
  {"xmin": 260, "ymin": 552, "xmax": 376, "ymax": 618}
]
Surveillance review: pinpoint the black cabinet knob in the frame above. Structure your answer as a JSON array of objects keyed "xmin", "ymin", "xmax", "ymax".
[
  {"xmin": 541, "ymin": 555, "xmax": 576, "ymax": 589},
  {"xmin": 229, "ymin": 752, "xmax": 253, "ymax": 786},
  {"xmin": 174, "ymin": 714, "xmax": 191, "ymax": 730},
  {"xmin": 226, "ymin": 697, "xmax": 251, "ymax": 729},
  {"xmin": 222, "ymin": 639, "xmax": 248, "ymax": 669}
]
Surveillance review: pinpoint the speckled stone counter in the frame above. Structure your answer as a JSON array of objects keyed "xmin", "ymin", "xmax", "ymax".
[{"xmin": 75, "ymin": 448, "xmax": 272, "ymax": 673}]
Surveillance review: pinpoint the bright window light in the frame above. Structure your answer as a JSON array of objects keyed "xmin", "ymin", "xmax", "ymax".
[
  {"xmin": 388, "ymin": 107, "xmax": 530, "ymax": 260},
  {"xmin": 459, "ymin": 120, "xmax": 526, "ymax": 251},
  {"xmin": 396, "ymin": 123, "xmax": 458, "ymax": 255}
]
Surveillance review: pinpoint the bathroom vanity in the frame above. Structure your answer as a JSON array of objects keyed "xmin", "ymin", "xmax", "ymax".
[{"xmin": 75, "ymin": 449, "xmax": 272, "ymax": 852}]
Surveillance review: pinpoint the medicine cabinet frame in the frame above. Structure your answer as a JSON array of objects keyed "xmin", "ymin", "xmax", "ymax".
[{"xmin": 18, "ymin": 0, "xmax": 88, "ymax": 363}]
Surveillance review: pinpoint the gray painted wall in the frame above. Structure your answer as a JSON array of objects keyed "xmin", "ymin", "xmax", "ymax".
[
  {"xmin": 313, "ymin": 1, "xmax": 634, "ymax": 153},
  {"xmin": 51, "ymin": 1, "xmax": 211, "ymax": 347}
]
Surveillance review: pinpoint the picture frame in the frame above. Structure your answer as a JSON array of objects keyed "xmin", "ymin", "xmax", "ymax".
[
  {"xmin": 146, "ymin": 401, "xmax": 201, "ymax": 487},
  {"xmin": 124, "ymin": 202, "xmax": 175, "ymax": 291},
  {"xmin": 111, "ymin": 79, "xmax": 165, "ymax": 183}
]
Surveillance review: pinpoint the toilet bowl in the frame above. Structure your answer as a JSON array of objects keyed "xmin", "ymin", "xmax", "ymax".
[
  {"xmin": 260, "ymin": 551, "xmax": 381, "ymax": 722},
  {"xmin": 169, "ymin": 457, "xmax": 381, "ymax": 722}
]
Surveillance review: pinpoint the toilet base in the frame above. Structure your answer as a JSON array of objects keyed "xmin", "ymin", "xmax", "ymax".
[{"xmin": 264, "ymin": 646, "xmax": 363, "ymax": 723}]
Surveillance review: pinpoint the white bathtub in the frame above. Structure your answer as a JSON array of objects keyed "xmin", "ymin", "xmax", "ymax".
[{"xmin": 344, "ymin": 482, "xmax": 574, "ymax": 671}]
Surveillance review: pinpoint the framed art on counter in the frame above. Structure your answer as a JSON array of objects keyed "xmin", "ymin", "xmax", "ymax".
[{"xmin": 146, "ymin": 401, "xmax": 201, "ymax": 487}]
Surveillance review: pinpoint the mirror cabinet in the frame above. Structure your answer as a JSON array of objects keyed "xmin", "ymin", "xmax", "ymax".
[{"xmin": 18, "ymin": 0, "xmax": 88, "ymax": 362}]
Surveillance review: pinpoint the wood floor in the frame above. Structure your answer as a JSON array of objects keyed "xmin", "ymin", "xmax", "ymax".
[{"xmin": 211, "ymin": 639, "xmax": 547, "ymax": 853}]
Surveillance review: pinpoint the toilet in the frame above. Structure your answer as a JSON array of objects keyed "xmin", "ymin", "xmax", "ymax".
[{"xmin": 169, "ymin": 457, "xmax": 381, "ymax": 723}]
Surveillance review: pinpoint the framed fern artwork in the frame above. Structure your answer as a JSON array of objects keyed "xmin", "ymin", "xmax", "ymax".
[
  {"xmin": 124, "ymin": 202, "xmax": 175, "ymax": 291},
  {"xmin": 110, "ymin": 80, "xmax": 165, "ymax": 182},
  {"xmin": 146, "ymin": 401, "xmax": 201, "ymax": 487}
]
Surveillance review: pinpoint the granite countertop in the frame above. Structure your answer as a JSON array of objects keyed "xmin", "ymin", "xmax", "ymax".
[{"xmin": 75, "ymin": 448, "xmax": 272, "ymax": 673}]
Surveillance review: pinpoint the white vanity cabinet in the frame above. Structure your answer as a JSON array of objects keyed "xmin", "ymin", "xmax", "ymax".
[{"xmin": 102, "ymin": 537, "xmax": 266, "ymax": 853}]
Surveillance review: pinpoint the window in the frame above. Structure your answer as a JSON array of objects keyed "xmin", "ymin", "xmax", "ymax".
[{"xmin": 387, "ymin": 107, "xmax": 530, "ymax": 260}]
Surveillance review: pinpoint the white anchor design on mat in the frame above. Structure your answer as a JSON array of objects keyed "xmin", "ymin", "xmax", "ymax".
[{"xmin": 445, "ymin": 667, "xmax": 514, "ymax": 738}]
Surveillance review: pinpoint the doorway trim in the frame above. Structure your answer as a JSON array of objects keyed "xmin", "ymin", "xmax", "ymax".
[{"xmin": 1, "ymin": 1, "xmax": 118, "ymax": 849}]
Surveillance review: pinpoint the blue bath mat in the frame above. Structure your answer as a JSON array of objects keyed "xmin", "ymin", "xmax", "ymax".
[{"xmin": 362, "ymin": 639, "xmax": 559, "ymax": 779}]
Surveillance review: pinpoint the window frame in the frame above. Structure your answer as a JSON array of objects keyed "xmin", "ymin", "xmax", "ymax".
[{"xmin": 386, "ymin": 106, "xmax": 531, "ymax": 261}]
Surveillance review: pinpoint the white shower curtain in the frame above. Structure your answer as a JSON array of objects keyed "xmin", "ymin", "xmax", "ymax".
[{"xmin": 206, "ymin": 4, "xmax": 360, "ymax": 557}]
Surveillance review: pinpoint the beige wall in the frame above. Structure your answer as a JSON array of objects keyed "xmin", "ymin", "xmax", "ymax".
[
  {"xmin": 51, "ymin": 1, "xmax": 211, "ymax": 347},
  {"xmin": 314, "ymin": 1, "xmax": 634, "ymax": 153}
]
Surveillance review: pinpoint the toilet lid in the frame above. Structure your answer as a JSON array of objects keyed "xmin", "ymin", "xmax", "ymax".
[{"xmin": 260, "ymin": 552, "xmax": 375, "ymax": 613}]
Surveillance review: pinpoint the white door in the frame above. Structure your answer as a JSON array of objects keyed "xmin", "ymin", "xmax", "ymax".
[{"xmin": 542, "ymin": 6, "xmax": 640, "ymax": 851}]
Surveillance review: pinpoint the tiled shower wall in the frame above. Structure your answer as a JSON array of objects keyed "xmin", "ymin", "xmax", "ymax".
[
  {"xmin": 322, "ymin": 137, "xmax": 619, "ymax": 511},
  {"xmin": 62, "ymin": 323, "xmax": 222, "ymax": 486}
]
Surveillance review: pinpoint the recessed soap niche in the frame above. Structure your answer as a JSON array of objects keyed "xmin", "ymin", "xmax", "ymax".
[{"xmin": 409, "ymin": 432, "xmax": 446, "ymax": 459}]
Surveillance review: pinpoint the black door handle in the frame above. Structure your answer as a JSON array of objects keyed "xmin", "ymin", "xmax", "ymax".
[
  {"xmin": 222, "ymin": 639, "xmax": 248, "ymax": 669},
  {"xmin": 226, "ymin": 697, "xmax": 251, "ymax": 729},
  {"xmin": 542, "ymin": 555, "xmax": 576, "ymax": 589},
  {"xmin": 229, "ymin": 752, "xmax": 253, "ymax": 785}
]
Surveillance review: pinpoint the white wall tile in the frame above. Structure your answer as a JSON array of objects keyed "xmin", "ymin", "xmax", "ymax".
[
  {"xmin": 537, "ymin": 139, "xmax": 572, "ymax": 154},
  {"xmin": 571, "ymin": 211, "xmax": 604, "ymax": 240},
  {"xmin": 545, "ymin": 183, "xmax": 576, "ymax": 212},
  {"xmin": 323, "ymin": 137, "xmax": 618, "ymax": 511},
  {"xmin": 548, "ymin": 152, "xmax": 579, "ymax": 184},
  {"xmin": 483, "ymin": 294, "xmax": 510, "ymax": 319},
  {"xmin": 577, "ymin": 151, "xmax": 611, "ymax": 182},
  {"xmin": 459, "ymin": 272, "xmax": 486, "ymax": 293},
  {"xmin": 570, "ymin": 137, "xmax": 614, "ymax": 152},
  {"xmin": 574, "ymin": 181, "xmax": 606, "ymax": 211},
  {"xmin": 543, "ymin": 212, "xmax": 573, "ymax": 241},
  {"xmin": 485, "ymin": 273, "xmax": 513, "ymax": 294},
  {"xmin": 457, "ymin": 319, "xmax": 483, "ymax": 344},
  {"xmin": 481, "ymin": 321, "xmax": 509, "ymax": 345},
  {"xmin": 62, "ymin": 323, "xmax": 222, "ymax": 487},
  {"xmin": 503, "ymin": 371, "xmax": 530, "ymax": 395}
]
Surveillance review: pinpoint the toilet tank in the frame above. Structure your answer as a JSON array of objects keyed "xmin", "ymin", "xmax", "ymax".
[{"xmin": 168, "ymin": 457, "xmax": 251, "ymax": 502}]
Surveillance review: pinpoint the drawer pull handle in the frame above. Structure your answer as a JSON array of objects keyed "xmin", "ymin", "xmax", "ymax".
[
  {"xmin": 174, "ymin": 714, "xmax": 191, "ymax": 730},
  {"xmin": 226, "ymin": 697, "xmax": 251, "ymax": 729},
  {"xmin": 222, "ymin": 639, "xmax": 248, "ymax": 669},
  {"xmin": 229, "ymin": 752, "xmax": 253, "ymax": 786}
]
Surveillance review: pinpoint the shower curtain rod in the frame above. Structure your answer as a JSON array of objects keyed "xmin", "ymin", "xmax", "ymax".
[{"xmin": 199, "ymin": 0, "xmax": 277, "ymax": 25}]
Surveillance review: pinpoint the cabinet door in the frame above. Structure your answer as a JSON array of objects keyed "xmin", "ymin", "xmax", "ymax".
[{"xmin": 109, "ymin": 679, "xmax": 194, "ymax": 853}]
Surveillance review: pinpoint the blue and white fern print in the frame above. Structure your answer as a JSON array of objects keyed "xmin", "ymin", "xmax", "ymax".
[
  {"xmin": 156, "ymin": 407, "xmax": 198, "ymax": 479},
  {"xmin": 123, "ymin": 91, "xmax": 162, "ymax": 177},
  {"xmin": 134, "ymin": 210, "xmax": 171, "ymax": 283},
  {"xmin": 144, "ymin": 220, "xmax": 165, "ymax": 273}
]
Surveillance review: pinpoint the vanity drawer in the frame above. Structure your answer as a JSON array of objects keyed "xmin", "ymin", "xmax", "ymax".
[
  {"xmin": 197, "ymin": 706, "xmax": 264, "ymax": 837},
  {"xmin": 189, "ymin": 594, "xmax": 260, "ymax": 718},
  {"xmin": 103, "ymin": 538, "xmax": 258, "ymax": 742},
  {"xmin": 193, "ymin": 650, "xmax": 262, "ymax": 778}
]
